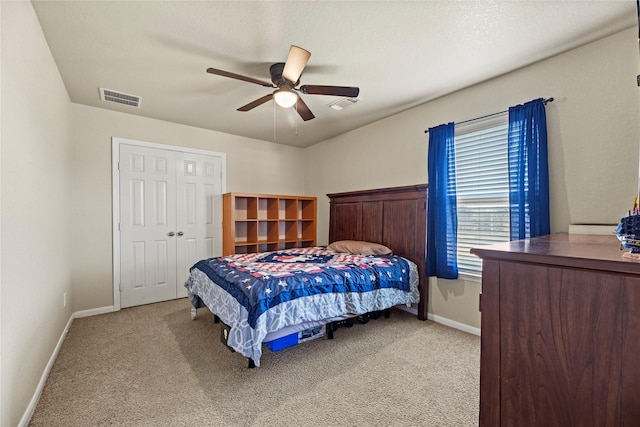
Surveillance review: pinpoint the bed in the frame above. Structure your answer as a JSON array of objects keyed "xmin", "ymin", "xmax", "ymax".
[
  {"xmin": 186, "ymin": 246, "xmax": 419, "ymax": 367},
  {"xmin": 186, "ymin": 184, "xmax": 428, "ymax": 367}
]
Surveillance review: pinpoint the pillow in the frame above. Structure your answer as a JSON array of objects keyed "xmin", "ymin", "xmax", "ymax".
[{"xmin": 326, "ymin": 240, "xmax": 392, "ymax": 256}]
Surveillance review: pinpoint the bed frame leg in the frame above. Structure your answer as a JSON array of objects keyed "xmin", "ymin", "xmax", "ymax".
[
  {"xmin": 327, "ymin": 322, "xmax": 335, "ymax": 339},
  {"xmin": 383, "ymin": 308, "xmax": 391, "ymax": 318},
  {"xmin": 190, "ymin": 306, "xmax": 197, "ymax": 320},
  {"xmin": 248, "ymin": 358, "xmax": 256, "ymax": 369}
]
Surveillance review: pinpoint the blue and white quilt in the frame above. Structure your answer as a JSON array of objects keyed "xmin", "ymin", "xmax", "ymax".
[{"xmin": 185, "ymin": 247, "xmax": 420, "ymax": 367}]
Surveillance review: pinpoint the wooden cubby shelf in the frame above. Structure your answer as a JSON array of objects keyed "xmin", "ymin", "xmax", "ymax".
[{"xmin": 223, "ymin": 192, "xmax": 317, "ymax": 256}]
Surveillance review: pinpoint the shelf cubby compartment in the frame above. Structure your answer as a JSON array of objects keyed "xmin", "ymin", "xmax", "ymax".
[
  {"xmin": 298, "ymin": 240, "xmax": 315, "ymax": 248},
  {"xmin": 279, "ymin": 198, "xmax": 298, "ymax": 220},
  {"xmin": 298, "ymin": 220, "xmax": 316, "ymax": 242},
  {"xmin": 284, "ymin": 241, "xmax": 298, "ymax": 250},
  {"xmin": 257, "ymin": 220, "xmax": 279, "ymax": 243},
  {"xmin": 279, "ymin": 220, "xmax": 298, "ymax": 242},
  {"xmin": 234, "ymin": 243, "xmax": 258, "ymax": 254},
  {"xmin": 234, "ymin": 196, "xmax": 258, "ymax": 220},
  {"xmin": 234, "ymin": 221, "xmax": 258, "ymax": 244},
  {"xmin": 258, "ymin": 243, "xmax": 279, "ymax": 253},
  {"xmin": 258, "ymin": 197, "xmax": 278, "ymax": 220},
  {"xmin": 299, "ymin": 199, "xmax": 316, "ymax": 220}
]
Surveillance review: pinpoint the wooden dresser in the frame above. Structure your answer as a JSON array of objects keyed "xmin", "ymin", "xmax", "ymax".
[{"xmin": 471, "ymin": 233, "xmax": 640, "ymax": 427}]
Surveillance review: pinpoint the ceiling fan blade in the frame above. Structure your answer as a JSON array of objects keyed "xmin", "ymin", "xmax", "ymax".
[
  {"xmin": 282, "ymin": 45, "xmax": 311, "ymax": 83},
  {"xmin": 299, "ymin": 85, "xmax": 360, "ymax": 98},
  {"xmin": 237, "ymin": 94, "xmax": 273, "ymax": 111},
  {"xmin": 207, "ymin": 67, "xmax": 274, "ymax": 88},
  {"xmin": 295, "ymin": 97, "xmax": 315, "ymax": 121}
]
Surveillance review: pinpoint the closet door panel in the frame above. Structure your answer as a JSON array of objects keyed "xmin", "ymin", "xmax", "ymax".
[
  {"xmin": 119, "ymin": 145, "xmax": 178, "ymax": 308},
  {"xmin": 176, "ymin": 152, "xmax": 223, "ymax": 296}
]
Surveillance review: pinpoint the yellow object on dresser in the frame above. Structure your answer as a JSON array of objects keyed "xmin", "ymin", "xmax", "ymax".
[{"xmin": 222, "ymin": 192, "xmax": 317, "ymax": 255}]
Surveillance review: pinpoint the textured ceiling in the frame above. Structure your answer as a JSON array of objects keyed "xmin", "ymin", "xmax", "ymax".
[{"xmin": 32, "ymin": 1, "xmax": 636, "ymax": 148}]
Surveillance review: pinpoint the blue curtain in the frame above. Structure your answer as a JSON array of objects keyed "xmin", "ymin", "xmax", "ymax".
[
  {"xmin": 508, "ymin": 98, "xmax": 550, "ymax": 240},
  {"xmin": 426, "ymin": 122, "xmax": 458, "ymax": 279}
]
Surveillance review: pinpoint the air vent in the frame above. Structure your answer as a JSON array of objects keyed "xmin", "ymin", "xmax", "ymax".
[
  {"xmin": 99, "ymin": 88, "xmax": 141, "ymax": 108},
  {"xmin": 328, "ymin": 97, "xmax": 359, "ymax": 111}
]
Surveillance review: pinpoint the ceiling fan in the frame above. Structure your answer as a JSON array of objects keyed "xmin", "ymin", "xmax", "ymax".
[{"xmin": 206, "ymin": 45, "xmax": 359, "ymax": 121}]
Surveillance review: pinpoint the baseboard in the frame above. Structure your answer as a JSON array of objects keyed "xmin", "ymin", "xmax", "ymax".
[
  {"xmin": 395, "ymin": 305, "xmax": 480, "ymax": 336},
  {"xmin": 428, "ymin": 313, "xmax": 481, "ymax": 336},
  {"xmin": 18, "ymin": 312, "xmax": 74, "ymax": 427},
  {"xmin": 74, "ymin": 305, "xmax": 115, "ymax": 318},
  {"xmin": 19, "ymin": 305, "xmax": 115, "ymax": 426}
]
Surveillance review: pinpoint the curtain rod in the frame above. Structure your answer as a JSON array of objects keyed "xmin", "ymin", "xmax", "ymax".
[{"xmin": 423, "ymin": 97, "xmax": 554, "ymax": 134}]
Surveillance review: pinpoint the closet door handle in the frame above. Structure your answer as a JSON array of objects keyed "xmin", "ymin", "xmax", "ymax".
[
  {"xmin": 168, "ymin": 231, "xmax": 176, "ymax": 237},
  {"xmin": 177, "ymin": 231, "xmax": 184, "ymax": 236}
]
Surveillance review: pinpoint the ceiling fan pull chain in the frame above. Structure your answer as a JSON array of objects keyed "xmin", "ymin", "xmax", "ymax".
[{"xmin": 273, "ymin": 101, "xmax": 277, "ymax": 141}]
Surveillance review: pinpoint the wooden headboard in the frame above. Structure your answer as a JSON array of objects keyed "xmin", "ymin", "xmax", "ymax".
[{"xmin": 327, "ymin": 184, "xmax": 428, "ymax": 320}]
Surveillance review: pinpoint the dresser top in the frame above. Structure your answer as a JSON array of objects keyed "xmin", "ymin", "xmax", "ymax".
[{"xmin": 471, "ymin": 233, "xmax": 640, "ymax": 275}]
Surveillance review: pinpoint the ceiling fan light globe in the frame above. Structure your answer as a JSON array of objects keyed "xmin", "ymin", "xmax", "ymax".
[{"xmin": 273, "ymin": 89, "xmax": 298, "ymax": 108}]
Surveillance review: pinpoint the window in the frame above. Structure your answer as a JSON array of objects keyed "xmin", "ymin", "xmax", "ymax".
[{"xmin": 454, "ymin": 113, "xmax": 510, "ymax": 280}]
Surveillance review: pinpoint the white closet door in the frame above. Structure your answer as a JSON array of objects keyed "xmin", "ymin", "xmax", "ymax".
[
  {"xmin": 120, "ymin": 144, "xmax": 178, "ymax": 308},
  {"xmin": 117, "ymin": 140, "xmax": 224, "ymax": 308},
  {"xmin": 175, "ymin": 152, "xmax": 223, "ymax": 297}
]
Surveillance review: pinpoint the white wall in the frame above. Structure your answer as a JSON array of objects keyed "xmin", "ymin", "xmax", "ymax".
[
  {"xmin": 71, "ymin": 104, "xmax": 307, "ymax": 311},
  {"xmin": 1, "ymin": 2, "xmax": 73, "ymax": 426},
  {"xmin": 305, "ymin": 28, "xmax": 640, "ymax": 330}
]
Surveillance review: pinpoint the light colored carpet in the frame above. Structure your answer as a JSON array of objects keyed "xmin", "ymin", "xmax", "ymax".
[{"xmin": 29, "ymin": 299, "xmax": 480, "ymax": 426}]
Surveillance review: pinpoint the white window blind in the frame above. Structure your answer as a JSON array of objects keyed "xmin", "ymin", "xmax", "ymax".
[{"xmin": 454, "ymin": 114, "xmax": 510, "ymax": 280}]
